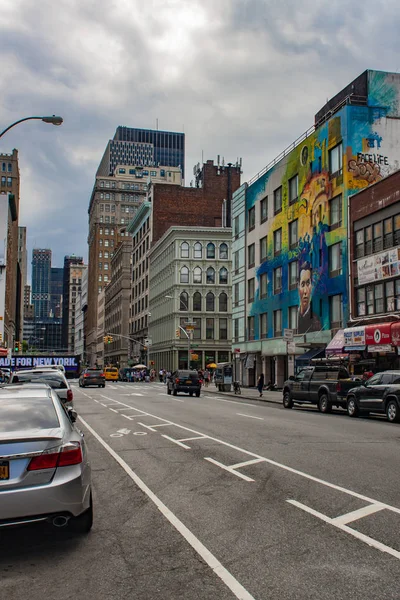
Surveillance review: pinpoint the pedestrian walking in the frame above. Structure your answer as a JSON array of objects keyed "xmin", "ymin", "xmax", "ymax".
[
  {"xmin": 257, "ymin": 373, "xmax": 264, "ymax": 397},
  {"xmin": 159, "ymin": 369, "xmax": 164, "ymax": 383},
  {"xmin": 204, "ymin": 369, "xmax": 210, "ymax": 387}
]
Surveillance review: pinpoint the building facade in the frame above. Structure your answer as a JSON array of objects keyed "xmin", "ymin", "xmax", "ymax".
[
  {"xmin": 96, "ymin": 290, "xmax": 105, "ymax": 367},
  {"xmin": 50, "ymin": 267, "xmax": 63, "ymax": 319},
  {"xmin": 128, "ymin": 159, "xmax": 241, "ymax": 356},
  {"xmin": 31, "ymin": 249, "xmax": 51, "ymax": 320},
  {"xmin": 233, "ymin": 69, "xmax": 400, "ymax": 387},
  {"xmin": 104, "ymin": 240, "xmax": 131, "ymax": 367},
  {"xmin": 74, "ymin": 267, "xmax": 88, "ymax": 362},
  {"xmin": 86, "ymin": 129, "xmax": 184, "ymax": 366},
  {"xmin": 149, "ymin": 227, "xmax": 232, "ymax": 372},
  {"xmin": 62, "ymin": 255, "xmax": 84, "ymax": 350}
]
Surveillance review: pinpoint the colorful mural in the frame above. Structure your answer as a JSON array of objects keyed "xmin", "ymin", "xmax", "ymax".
[{"xmin": 246, "ymin": 70, "xmax": 400, "ymax": 341}]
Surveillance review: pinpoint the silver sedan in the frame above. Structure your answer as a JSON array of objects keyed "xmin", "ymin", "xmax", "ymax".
[{"xmin": 0, "ymin": 384, "xmax": 92, "ymax": 533}]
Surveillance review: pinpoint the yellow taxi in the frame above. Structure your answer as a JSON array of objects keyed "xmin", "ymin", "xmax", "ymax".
[{"xmin": 104, "ymin": 366, "xmax": 119, "ymax": 381}]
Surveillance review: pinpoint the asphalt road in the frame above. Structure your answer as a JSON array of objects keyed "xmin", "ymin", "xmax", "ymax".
[{"xmin": 2, "ymin": 381, "xmax": 400, "ymax": 600}]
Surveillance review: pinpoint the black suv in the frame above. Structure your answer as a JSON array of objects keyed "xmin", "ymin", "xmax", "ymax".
[
  {"xmin": 346, "ymin": 371, "xmax": 400, "ymax": 422},
  {"xmin": 167, "ymin": 370, "xmax": 201, "ymax": 397}
]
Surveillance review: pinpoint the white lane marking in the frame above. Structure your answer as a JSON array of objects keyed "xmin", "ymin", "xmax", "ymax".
[
  {"xmin": 230, "ymin": 458, "xmax": 266, "ymax": 470},
  {"xmin": 109, "ymin": 408, "xmax": 119, "ymax": 413},
  {"xmin": 121, "ymin": 393, "xmax": 144, "ymax": 397},
  {"xmin": 333, "ymin": 503, "xmax": 386, "ymax": 526},
  {"xmin": 100, "ymin": 403, "xmax": 108, "ymax": 407},
  {"xmin": 204, "ymin": 458, "xmax": 254, "ymax": 482},
  {"xmin": 138, "ymin": 422, "xmax": 173, "ymax": 432},
  {"xmin": 78, "ymin": 416, "xmax": 256, "ymax": 600},
  {"xmin": 205, "ymin": 396, "xmax": 258, "ymax": 408},
  {"xmin": 169, "ymin": 397, "xmax": 184, "ymax": 403},
  {"xmin": 162, "ymin": 435, "xmax": 191, "ymax": 449},
  {"xmin": 287, "ymin": 499, "xmax": 400, "ymax": 561},
  {"xmin": 177, "ymin": 435, "xmax": 209, "ymax": 442},
  {"xmin": 236, "ymin": 413, "xmax": 264, "ymax": 420}
]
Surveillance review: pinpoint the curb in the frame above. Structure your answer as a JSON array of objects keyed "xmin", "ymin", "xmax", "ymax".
[{"xmin": 206, "ymin": 390, "xmax": 282, "ymax": 405}]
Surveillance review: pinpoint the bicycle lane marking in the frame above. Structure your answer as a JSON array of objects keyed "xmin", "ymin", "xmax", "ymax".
[{"xmin": 78, "ymin": 416, "xmax": 256, "ymax": 600}]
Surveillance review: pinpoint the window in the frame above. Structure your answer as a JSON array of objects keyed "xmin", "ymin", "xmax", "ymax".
[
  {"xmin": 99, "ymin": 251, "xmax": 102, "ymax": 258},
  {"xmin": 104, "ymin": 240, "xmax": 109, "ymax": 247},
  {"xmin": 7, "ymin": 177, "xmax": 12, "ymax": 187},
  {"xmin": 288, "ymin": 175, "xmax": 298, "ymax": 204},
  {"xmin": 386, "ymin": 281, "xmax": 395, "ymax": 312},
  {"xmin": 206, "ymin": 292, "xmax": 215, "ymax": 311},
  {"xmin": 7, "ymin": 163, "xmax": 12, "ymax": 172},
  {"xmin": 180, "ymin": 266, "xmax": 189, "ymax": 283},
  {"xmin": 248, "ymin": 278, "xmax": 255, "ymax": 302},
  {"xmin": 260, "ymin": 313, "xmax": 268, "ymax": 338},
  {"xmin": 274, "ymin": 267, "xmax": 282, "ymax": 294},
  {"xmin": 219, "ymin": 318, "xmax": 228, "ymax": 340},
  {"xmin": 260, "ymin": 236, "xmax": 267, "ymax": 262},
  {"xmin": 206, "ymin": 267, "xmax": 215, "ymax": 284},
  {"xmin": 248, "ymin": 243, "xmax": 255, "ymax": 268},
  {"xmin": 273, "ymin": 186, "xmax": 282, "ymax": 215},
  {"xmin": 234, "ymin": 251, "xmax": 239, "ymax": 272},
  {"xmin": 329, "ymin": 142, "xmax": 343, "ymax": 175},
  {"xmin": 194, "ymin": 242, "xmax": 202, "ymax": 259},
  {"xmin": 375, "ymin": 283, "xmax": 384, "ymax": 313},
  {"xmin": 219, "ymin": 243, "xmax": 228, "ymax": 259},
  {"xmin": 219, "ymin": 267, "xmax": 228, "ymax": 284},
  {"xmin": 234, "ymin": 283, "xmax": 239, "ymax": 306},
  {"xmin": 1, "ymin": 176, "xmax": 6, "ymax": 186},
  {"xmin": 364, "ymin": 226, "xmax": 372, "ymax": 255},
  {"xmin": 260, "ymin": 197, "xmax": 268, "ymax": 223},
  {"xmin": 248, "ymin": 206, "xmax": 255, "ymax": 231},
  {"xmin": 274, "ymin": 229, "xmax": 282, "ymax": 255},
  {"xmin": 193, "ymin": 318, "xmax": 201, "ymax": 339},
  {"xmin": 234, "ymin": 318, "xmax": 239, "ymax": 342},
  {"xmin": 289, "ymin": 306, "xmax": 298, "ymax": 332},
  {"xmin": 373, "ymin": 222, "xmax": 383, "ymax": 253},
  {"xmin": 274, "ymin": 310, "xmax": 282, "ymax": 337},
  {"xmin": 260, "ymin": 273, "xmax": 267, "ymax": 299},
  {"xmin": 289, "ymin": 261, "xmax": 298, "ymax": 291},
  {"xmin": 99, "ymin": 262, "xmax": 102, "ymax": 270},
  {"xmin": 104, "ymin": 251, "xmax": 109, "ymax": 258},
  {"xmin": 329, "ymin": 294, "xmax": 343, "ymax": 327},
  {"xmin": 193, "ymin": 267, "xmax": 202, "ymax": 284},
  {"xmin": 289, "ymin": 220, "xmax": 298, "ymax": 249},
  {"xmin": 98, "ymin": 274, "xmax": 102, "ymax": 282},
  {"xmin": 206, "ymin": 318, "xmax": 214, "ymax": 339},
  {"xmin": 119, "ymin": 168, "xmax": 126, "ymax": 174},
  {"xmin": 330, "ymin": 195, "xmax": 342, "ymax": 230},
  {"xmin": 357, "ymin": 287, "xmax": 366, "ymax": 316},
  {"xmin": 150, "ymin": 171, "xmax": 157, "ymax": 176},
  {"xmin": 384, "ymin": 217, "xmax": 393, "ymax": 249},
  {"xmin": 248, "ymin": 316, "xmax": 255, "ymax": 340},
  {"xmin": 207, "ymin": 243, "xmax": 215, "ymax": 258},
  {"xmin": 129, "ymin": 169, "xmax": 135, "ymax": 175},
  {"xmin": 193, "ymin": 292, "xmax": 202, "ymax": 311},
  {"xmin": 234, "ymin": 216, "xmax": 239, "ymax": 238},
  {"xmin": 180, "ymin": 292, "xmax": 188, "ymax": 311},
  {"xmin": 219, "ymin": 292, "xmax": 228, "ymax": 312},
  {"xmin": 329, "ymin": 243, "xmax": 342, "ymax": 277},
  {"xmin": 181, "ymin": 242, "xmax": 189, "ymax": 258},
  {"xmin": 105, "ymin": 204, "xmax": 110, "ymax": 212},
  {"xmin": 105, "ymin": 228, "xmax": 109, "ymax": 235}
]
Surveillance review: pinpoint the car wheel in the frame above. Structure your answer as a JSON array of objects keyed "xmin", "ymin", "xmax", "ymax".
[
  {"xmin": 347, "ymin": 396, "xmax": 359, "ymax": 418},
  {"xmin": 283, "ymin": 392, "xmax": 293, "ymax": 409},
  {"xmin": 70, "ymin": 493, "xmax": 93, "ymax": 534},
  {"xmin": 102, "ymin": 384, "xmax": 105, "ymax": 388},
  {"xmin": 318, "ymin": 394, "xmax": 332, "ymax": 413},
  {"xmin": 167, "ymin": 387, "xmax": 171, "ymax": 395},
  {"xmin": 196, "ymin": 391, "xmax": 200, "ymax": 397},
  {"xmin": 386, "ymin": 399, "xmax": 400, "ymax": 423},
  {"xmin": 189, "ymin": 392, "xmax": 193, "ymax": 396},
  {"xmin": 173, "ymin": 389, "xmax": 178, "ymax": 396}
]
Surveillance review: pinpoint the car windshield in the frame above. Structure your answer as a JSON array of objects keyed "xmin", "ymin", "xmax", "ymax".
[
  {"xmin": 87, "ymin": 369, "xmax": 101, "ymax": 374},
  {"xmin": 0, "ymin": 396, "xmax": 60, "ymax": 433},
  {"xmin": 13, "ymin": 372, "xmax": 67, "ymax": 389}
]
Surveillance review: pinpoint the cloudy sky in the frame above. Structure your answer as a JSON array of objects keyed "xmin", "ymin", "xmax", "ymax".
[{"xmin": 1, "ymin": 0, "xmax": 399, "ymax": 273}]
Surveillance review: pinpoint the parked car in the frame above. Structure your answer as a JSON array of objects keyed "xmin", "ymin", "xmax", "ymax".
[
  {"xmin": 0, "ymin": 383, "xmax": 92, "ymax": 533},
  {"xmin": 167, "ymin": 370, "xmax": 201, "ymax": 397},
  {"xmin": 346, "ymin": 370, "xmax": 400, "ymax": 422},
  {"xmin": 79, "ymin": 368, "xmax": 105, "ymax": 388},
  {"xmin": 33, "ymin": 364, "xmax": 66, "ymax": 375},
  {"xmin": 10, "ymin": 368, "xmax": 73, "ymax": 408},
  {"xmin": 104, "ymin": 367, "xmax": 119, "ymax": 381},
  {"xmin": 282, "ymin": 365, "xmax": 361, "ymax": 413}
]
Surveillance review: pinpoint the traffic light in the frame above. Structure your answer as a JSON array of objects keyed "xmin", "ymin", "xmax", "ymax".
[
  {"xmin": 14, "ymin": 341, "xmax": 21, "ymax": 353},
  {"xmin": 175, "ymin": 328, "xmax": 180, "ymax": 338},
  {"xmin": 108, "ymin": 336, "xmax": 113, "ymax": 344},
  {"xmin": 103, "ymin": 336, "xmax": 108, "ymax": 344}
]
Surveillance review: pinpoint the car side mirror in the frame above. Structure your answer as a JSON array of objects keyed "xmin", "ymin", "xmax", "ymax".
[
  {"xmin": 68, "ymin": 408, "xmax": 78, "ymax": 423},
  {"xmin": 289, "ymin": 375, "xmax": 295, "ymax": 381}
]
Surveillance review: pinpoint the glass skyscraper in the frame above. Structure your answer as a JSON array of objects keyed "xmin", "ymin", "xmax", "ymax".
[{"xmin": 31, "ymin": 249, "xmax": 51, "ymax": 319}]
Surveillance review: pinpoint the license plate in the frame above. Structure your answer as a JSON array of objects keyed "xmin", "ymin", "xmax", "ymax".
[
  {"xmin": 0, "ymin": 461, "xmax": 9, "ymax": 480},
  {"xmin": 186, "ymin": 380, "xmax": 192, "ymax": 384}
]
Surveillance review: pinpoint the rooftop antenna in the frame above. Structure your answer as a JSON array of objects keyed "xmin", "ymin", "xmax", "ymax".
[
  {"xmin": 156, "ymin": 118, "xmax": 159, "ymax": 130},
  {"xmin": 201, "ymin": 149, "xmax": 204, "ymax": 164}
]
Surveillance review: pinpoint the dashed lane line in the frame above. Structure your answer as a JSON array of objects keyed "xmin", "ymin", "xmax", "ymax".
[{"xmin": 236, "ymin": 413, "xmax": 264, "ymax": 420}]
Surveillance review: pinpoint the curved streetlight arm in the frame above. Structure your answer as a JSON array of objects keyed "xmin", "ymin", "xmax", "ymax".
[{"xmin": 0, "ymin": 115, "xmax": 63, "ymax": 139}]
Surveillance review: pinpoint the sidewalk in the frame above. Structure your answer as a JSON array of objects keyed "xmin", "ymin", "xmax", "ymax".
[{"xmin": 201, "ymin": 384, "xmax": 282, "ymax": 405}]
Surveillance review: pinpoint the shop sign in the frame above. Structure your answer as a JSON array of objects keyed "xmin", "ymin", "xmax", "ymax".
[
  {"xmin": 344, "ymin": 326, "xmax": 365, "ymax": 346},
  {"xmin": 391, "ymin": 323, "xmax": 400, "ymax": 346},
  {"xmin": 357, "ymin": 246, "xmax": 400, "ymax": 285},
  {"xmin": 368, "ymin": 344, "xmax": 393, "ymax": 353},
  {"xmin": 364, "ymin": 323, "xmax": 392, "ymax": 346}
]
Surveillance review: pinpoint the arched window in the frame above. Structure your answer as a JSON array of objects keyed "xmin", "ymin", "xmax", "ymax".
[
  {"xmin": 219, "ymin": 243, "xmax": 228, "ymax": 259},
  {"xmin": 180, "ymin": 266, "xmax": 189, "ymax": 283},
  {"xmin": 194, "ymin": 242, "xmax": 202, "ymax": 259},
  {"xmin": 193, "ymin": 292, "xmax": 202, "ymax": 311},
  {"xmin": 206, "ymin": 292, "xmax": 215, "ymax": 311},
  {"xmin": 206, "ymin": 267, "xmax": 215, "ymax": 284},
  {"xmin": 180, "ymin": 292, "xmax": 189, "ymax": 311},
  {"xmin": 181, "ymin": 242, "xmax": 189, "ymax": 258},
  {"xmin": 207, "ymin": 242, "xmax": 215, "ymax": 259},
  {"xmin": 193, "ymin": 266, "xmax": 202, "ymax": 284},
  {"xmin": 219, "ymin": 267, "xmax": 228, "ymax": 284},
  {"xmin": 219, "ymin": 292, "xmax": 228, "ymax": 312}
]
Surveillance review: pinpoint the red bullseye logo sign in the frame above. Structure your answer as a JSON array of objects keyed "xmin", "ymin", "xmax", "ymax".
[{"xmin": 374, "ymin": 329, "xmax": 382, "ymax": 344}]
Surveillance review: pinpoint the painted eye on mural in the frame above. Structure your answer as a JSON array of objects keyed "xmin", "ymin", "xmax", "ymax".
[{"xmin": 301, "ymin": 146, "xmax": 309, "ymax": 166}]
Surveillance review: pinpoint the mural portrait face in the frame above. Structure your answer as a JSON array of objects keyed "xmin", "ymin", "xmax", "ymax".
[{"xmin": 298, "ymin": 264, "xmax": 312, "ymax": 316}]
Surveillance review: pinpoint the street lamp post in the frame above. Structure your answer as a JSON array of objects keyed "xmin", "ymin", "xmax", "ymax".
[{"xmin": 0, "ymin": 115, "xmax": 63, "ymax": 139}]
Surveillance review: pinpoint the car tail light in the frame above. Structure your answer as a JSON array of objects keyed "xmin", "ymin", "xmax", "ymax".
[
  {"xmin": 84, "ymin": 373, "xmax": 89, "ymax": 377},
  {"xmin": 336, "ymin": 382, "xmax": 341, "ymax": 393},
  {"xmin": 175, "ymin": 378, "xmax": 180, "ymax": 384},
  {"xmin": 67, "ymin": 389, "xmax": 73, "ymax": 402},
  {"xmin": 28, "ymin": 442, "xmax": 82, "ymax": 471},
  {"xmin": 100, "ymin": 372, "xmax": 104, "ymax": 377}
]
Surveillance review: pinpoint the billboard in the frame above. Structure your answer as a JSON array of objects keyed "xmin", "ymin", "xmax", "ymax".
[
  {"xmin": 0, "ymin": 355, "xmax": 81, "ymax": 376},
  {"xmin": 357, "ymin": 247, "xmax": 400, "ymax": 285}
]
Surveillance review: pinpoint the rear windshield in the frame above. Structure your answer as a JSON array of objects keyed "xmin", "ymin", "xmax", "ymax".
[
  {"xmin": 12, "ymin": 372, "xmax": 67, "ymax": 389},
  {"xmin": 178, "ymin": 371, "xmax": 198, "ymax": 379},
  {"xmin": 0, "ymin": 396, "xmax": 60, "ymax": 433},
  {"xmin": 87, "ymin": 369, "xmax": 102, "ymax": 374},
  {"xmin": 105, "ymin": 368, "xmax": 118, "ymax": 373}
]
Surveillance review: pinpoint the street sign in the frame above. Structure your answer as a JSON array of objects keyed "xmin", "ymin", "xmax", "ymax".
[
  {"xmin": 287, "ymin": 341, "xmax": 296, "ymax": 354},
  {"xmin": 234, "ymin": 348, "xmax": 240, "ymax": 353},
  {"xmin": 7, "ymin": 348, "xmax": 11, "ymax": 360},
  {"xmin": 284, "ymin": 329, "xmax": 294, "ymax": 342},
  {"xmin": 144, "ymin": 338, "xmax": 152, "ymax": 347}
]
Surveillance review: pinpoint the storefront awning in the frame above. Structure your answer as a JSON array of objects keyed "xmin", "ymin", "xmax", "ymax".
[
  {"xmin": 326, "ymin": 329, "xmax": 345, "ymax": 355},
  {"xmin": 295, "ymin": 347, "xmax": 325, "ymax": 367}
]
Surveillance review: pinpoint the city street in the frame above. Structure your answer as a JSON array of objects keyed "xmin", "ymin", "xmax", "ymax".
[{"xmin": 2, "ymin": 381, "xmax": 400, "ymax": 600}]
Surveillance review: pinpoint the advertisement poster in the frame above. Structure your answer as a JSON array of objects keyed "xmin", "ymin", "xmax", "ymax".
[{"xmin": 357, "ymin": 247, "xmax": 400, "ymax": 285}]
